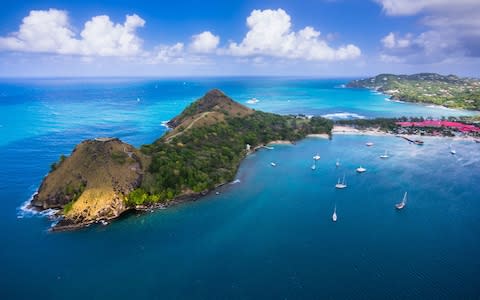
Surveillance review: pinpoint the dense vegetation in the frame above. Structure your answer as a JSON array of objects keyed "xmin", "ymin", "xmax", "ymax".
[
  {"xmin": 126, "ymin": 111, "xmax": 333, "ymax": 207},
  {"xmin": 348, "ymin": 73, "xmax": 480, "ymax": 110},
  {"xmin": 336, "ymin": 117, "xmax": 398, "ymax": 131}
]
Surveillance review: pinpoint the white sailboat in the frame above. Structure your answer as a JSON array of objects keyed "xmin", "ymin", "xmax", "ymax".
[
  {"xmin": 335, "ymin": 174, "xmax": 347, "ymax": 189},
  {"xmin": 356, "ymin": 166, "xmax": 367, "ymax": 173},
  {"xmin": 395, "ymin": 192, "xmax": 407, "ymax": 210},
  {"xmin": 332, "ymin": 205, "xmax": 337, "ymax": 222},
  {"xmin": 380, "ymin": 150, "xmax": 389, "ymax": 159}
]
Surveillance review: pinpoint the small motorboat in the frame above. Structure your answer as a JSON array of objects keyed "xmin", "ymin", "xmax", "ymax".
[
  {"xmin": 313, "ymin": 154, "xmax": 321, "ymax": 160},
  {"xmin": 395, "ymin": 192, "xmax": 408, "ymax": 210},
  {"xmin": 366, "ymin": 142, "xmax": 374, "ymax": 147},
  {"xmin": 356, "ymin": 166, "xmax": 367, "ymax": 173},
  {"xmin": 270, "ymin": 162, "xmax": 277, "ymax": 167}
]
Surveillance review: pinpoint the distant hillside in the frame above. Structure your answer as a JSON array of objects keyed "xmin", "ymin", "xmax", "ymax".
[
  {"xmin": 32, "ymin": 89, "xmax": 333, "ymax": 230},
  {"xmin": 347, "ymin": 73, "xmax": 480, "ymax": 110}
]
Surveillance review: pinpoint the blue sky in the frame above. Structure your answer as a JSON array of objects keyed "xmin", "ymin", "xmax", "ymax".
[{"xmin": 0, "ymin": 0, "xmax": 479, "ymax": 77}]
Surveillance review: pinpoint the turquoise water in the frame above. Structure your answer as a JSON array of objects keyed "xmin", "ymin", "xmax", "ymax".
[{"xmin": 1, "ymin": 78, "xmax": 479, "ymax": 298}]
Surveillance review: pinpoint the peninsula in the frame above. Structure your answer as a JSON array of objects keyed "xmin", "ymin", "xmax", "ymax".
[
  {"xmin": 30, "ymin": 89, "xmax": 333, "ymax": 230},
  {"xmin": 347, "ymin": 73, "xmax": 480, "ymax": 110}
]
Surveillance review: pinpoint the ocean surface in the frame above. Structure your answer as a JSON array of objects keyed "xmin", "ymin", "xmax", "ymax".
[{"xmin": 1, "ymin": 78, "xmax": 479, "ymax": 299}]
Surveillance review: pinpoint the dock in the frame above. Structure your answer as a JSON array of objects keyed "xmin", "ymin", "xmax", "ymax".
[{"xmin": 397, "ymin": 136, "xmax": 424, "ymax": 145}]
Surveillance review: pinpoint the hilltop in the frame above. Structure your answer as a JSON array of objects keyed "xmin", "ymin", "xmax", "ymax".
[
  {"xmin": 32, "ymin": 89, "xmax": 333, "ymax": 230},
  {"xmin": 30, "ymin": 138, "xmax": 146, "ymax": 229},
  {"xmin": 347, "ymin": 73, "xmax": 480, "ymax": 110}
]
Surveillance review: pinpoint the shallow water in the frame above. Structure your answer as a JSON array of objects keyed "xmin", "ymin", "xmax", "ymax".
[{"xmin": 1, "ymin": 78, "xmax": 479, "ymax": 299}]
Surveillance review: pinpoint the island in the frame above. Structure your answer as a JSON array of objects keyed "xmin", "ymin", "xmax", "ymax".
[
  {"xmin": 30, "ymin": 89, "xmax": 333, "ymax": 230},
  {"xmin": 347, "ymin": 73, "xmax": 480, "ymax": 110}
]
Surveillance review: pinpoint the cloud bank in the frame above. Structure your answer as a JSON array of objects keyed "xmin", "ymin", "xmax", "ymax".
[
  {"xmin": 376, "ymin": 0, "xmax": 480, "ymax": 63},
  {"xmin": 0, "ymin": 9, "xmax": 146, "ymax": 57},
  {"xmin": 0, "ymin": 8, "xmax": 361, "ymax": 64}
]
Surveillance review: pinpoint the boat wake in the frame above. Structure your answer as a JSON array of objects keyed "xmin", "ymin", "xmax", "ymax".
[{"xmin": 322, "ymin": 112, "xmax": 366, "ymax": 120}]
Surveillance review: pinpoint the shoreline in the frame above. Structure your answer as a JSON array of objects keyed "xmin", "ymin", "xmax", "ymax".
[
  {"xmin": 370, "ymin": 89, "xmax": 480, "ymax": 114},
  {"xmin": 331, "ymin": 125, "xmax": 480, "ymax": 142}
]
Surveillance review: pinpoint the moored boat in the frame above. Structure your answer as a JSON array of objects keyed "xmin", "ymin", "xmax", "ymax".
[{"xmin": 356, "ymin": 166, "xmax": 366, "ymax": 173}]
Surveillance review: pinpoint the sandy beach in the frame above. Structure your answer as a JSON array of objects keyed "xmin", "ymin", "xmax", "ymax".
[
  {"xmin": 332, "ymin": 125, "xmax": 392, "ymax": 136},
  {"xmin": 306, "ymin": 133, "xmax": 330, "ymax": 139}
]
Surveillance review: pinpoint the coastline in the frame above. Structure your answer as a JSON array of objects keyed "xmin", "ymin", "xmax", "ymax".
[
  {"xmin": 332, "ymin": 125, "xmax": 480, "ymax": 142},
  {"xmin": 48, "ymin": 137, "xmax": 305, "ymax": 231},
  {"xmin": 372, "ymin": 89, "xmax": 480, "ymax": 114}
]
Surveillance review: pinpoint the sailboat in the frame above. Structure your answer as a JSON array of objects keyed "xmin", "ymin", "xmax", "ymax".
[
  {"xmin": 380, "ymin": 150, "xmax": 389, "ymax": 159},
  {"xmin": 395, "ymin": 192, "xmax": 407, "ymax": 210},
  {"xmin": 356, "ymin": 166, "xmax": 367, "ymax": 173},
  {"xmin": 335, "ymin": 174, "xmax": 347, "ymax": 189},
  {"xmin": 332, "ymin": 205, "xmax": 337, "ymax": 222}
]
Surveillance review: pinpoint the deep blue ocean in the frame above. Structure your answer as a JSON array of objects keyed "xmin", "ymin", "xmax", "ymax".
[{"xmin": 1, "ymin": 78, "xmax": 479, "ymax": 299}]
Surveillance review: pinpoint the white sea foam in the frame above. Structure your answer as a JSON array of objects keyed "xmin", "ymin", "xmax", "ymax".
[
  {"xmin": 322, "ymin": 112, "xmax": 366, "ymax": 120},
  {"xmin": 230, "ymin": 179, "xmax": 241, "ymax": 184},
  {"xmin": 161, "ymin": 120, "xmax": 171, "ymax": 129},
  {"xmin": 17, "ymin": 191, "xmax": 60, "ymax": 220}
]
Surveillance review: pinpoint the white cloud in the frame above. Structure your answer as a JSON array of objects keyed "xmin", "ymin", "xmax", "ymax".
[
  {"xmin": 153, "ymin": 43, "xmax": 185, "ymax": 63},
  {"xmin": 381, "ymin": 32, "xmax": 412, "ymax": 49},
  {"xmin": 190, "ymin": 31, "xmax": 219, "ymax": 53},
  {"xmin": 0, "ymin": 9, "xmax": 145, "ymax": 57},
  {"xmin": 80, "ymin": 14, "xmax": 145, "ymax": 56},
  {"xmin": 376, "ymin": 0, "xmax": 480, "ymax": 61},
  {"xmin": 227, "ymin": 9, "xmax": 361, "ymax": 61}
]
